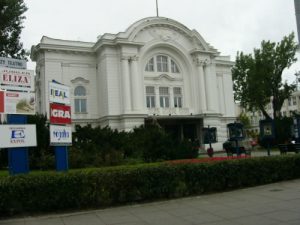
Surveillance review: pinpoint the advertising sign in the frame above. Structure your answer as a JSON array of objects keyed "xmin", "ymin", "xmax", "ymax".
[
  {"xmin": 0, "ymin": 57, "xmax": 27, "ymax": 69},
  {"xmin": 0, "ymin": 90, "xmax": 35, "ymax": 115},
  {"xmin": 49, "ymin": 82, "xmax": 70, "ymax": 105},
  {"xmin": 50, "ymin": 125, "xmax": 72, "ymax": 146},
  {"xmin": 0, "ymin": 67, "xmax": 34, "ymax": 92},
  {"xmin": 50, "ymin": 103, "xmax": 71, "ymax": 124},
  {"xmin": 0, "ymin": 124, "xmax": 37, "ymax": 148},
  {"xmin": 0, "ymin": 91, "xmax": 3, "ymax": 113}
]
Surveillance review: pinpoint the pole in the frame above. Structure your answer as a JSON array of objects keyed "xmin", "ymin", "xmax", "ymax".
[
  {"xmin": 7, "ymin": 114, "xmax": 29, "ymax": 175},
  {"xmin": 55, "ymin": 146, "xmax": 68, "ymax": 171},
  {"xmin": 156, "ymin": 0, "xmax": 159, "ymax": 17}
]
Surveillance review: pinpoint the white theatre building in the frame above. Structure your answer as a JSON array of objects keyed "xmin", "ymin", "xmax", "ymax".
[{"xmin": 31, "ymin": 17, "xmax": 236, "ymax": 149}]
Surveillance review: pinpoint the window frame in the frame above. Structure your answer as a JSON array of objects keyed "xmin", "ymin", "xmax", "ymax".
[{"xmin": 74, "ymin": 85, "xmax": 87, "ymax": 113}]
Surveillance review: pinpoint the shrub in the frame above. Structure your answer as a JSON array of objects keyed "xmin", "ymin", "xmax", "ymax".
[{"xmin": 0, "ymin": 155, "xmax": 300, "ymax": 217}]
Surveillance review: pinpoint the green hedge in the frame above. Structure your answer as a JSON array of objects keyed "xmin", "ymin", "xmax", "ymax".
[{"xmin": 1, "ymin": 155, "xmax": 300, "ymax": 216}]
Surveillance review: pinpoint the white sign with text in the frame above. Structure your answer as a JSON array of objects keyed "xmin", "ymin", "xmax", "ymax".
[
  {"xmin": 0, "ymin": 67, "xmax": 34, "ymax": 92},
  {"xmin": 0, "ymin": 57, "xmax": 27, "ymax": 69},
  {"xmin": 0, "ymin": 124, "xmax": 37, "ymax": 148},
  {"xmin": 50, "ymin": 125, "xmax": 72, "ymax": 146},
  {"xmin": 49, "ymin": 82, "xmax": 70, "ymax": 105}
]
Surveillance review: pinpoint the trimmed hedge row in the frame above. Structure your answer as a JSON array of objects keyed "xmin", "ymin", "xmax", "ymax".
[{"xmin": 1, "ymin": 155, "xmax": 300, "ymax": 216}]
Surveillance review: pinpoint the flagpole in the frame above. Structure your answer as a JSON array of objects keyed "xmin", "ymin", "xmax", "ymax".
[{"xmin": 156, "ymin": 0, "xmax": 159, "ymax": 17}]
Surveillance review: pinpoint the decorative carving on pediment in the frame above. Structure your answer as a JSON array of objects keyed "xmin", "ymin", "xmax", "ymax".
[
  {"xmin": 148, "ymin": 27, "xmax": 180, "ymax": 42},
  {"xmin": 71, "ymin": 77, "xmax": 90, "ymax": 84}
]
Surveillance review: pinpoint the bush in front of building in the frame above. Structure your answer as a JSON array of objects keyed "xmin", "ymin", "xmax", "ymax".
[
  {"xmin": 1, "ymin": 155, "xmax": 300, "ymax": 216},
  {"xmin": 70, "ymin": 124, "xmax": 198, "ymax": 168}
]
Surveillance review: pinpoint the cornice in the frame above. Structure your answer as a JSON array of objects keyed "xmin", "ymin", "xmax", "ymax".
[
  {"xmin": 31, "ymin": 43, "xmax": 95, "ymax": 62},
  {"xmin": 190, "ymin": 48, "xmax": 220, "ymax": 57},
  {"xmin": 215, "ymin": 59, "xmax": 235, "ymax": 67},
  {"xmin": 93, "ymin": 38, "xmax": 144, "ymax": 52}
]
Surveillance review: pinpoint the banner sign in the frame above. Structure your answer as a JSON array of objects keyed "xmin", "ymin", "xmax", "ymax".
[
  {"xmin": 50, "ymin": 125, "xmax": 72, "ymax": 146},
  {"xmin": 0, "ymin": 67, "xmax": 34, "ymax": 92},
  {"xmin": 49, "ymin": 82, "xmax": 70, "ymax": 105},
  {"xmin": 0, "ymin": 124, "xmax": 37, "ymax": 148},
  {"xmin": 0, "ymin": 90, "xmax": 35, "ymax": 115},
  {"xmin": 0, "ymin": 57, "xmax": 27, "ymax": 69},
  {"xmin": 50, "ymin": 103, "xmax": 71, "ymax": 124},
  {"xmin": 0, "ymin": 91, "xmax": 3, "ymax": 113}
]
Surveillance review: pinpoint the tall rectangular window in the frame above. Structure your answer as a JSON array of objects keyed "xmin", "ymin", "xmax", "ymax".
[
  {"xmin": 74, "ymin": 86, "xmax": 87, "ymax": 113},
  {"xmin": 173, "ymin": 87, "xmax": 182, "ymax": 108},
  {"xmin": 157, "ymin": 55, "xmax": 168, "ymax": 72},
  {"xmin": 146, "ymin": 86, "xmax": 155, "ymax": 108},
  {"xmin": 159, "ymin": 87, "xmax": 169, "ymax": 108}
]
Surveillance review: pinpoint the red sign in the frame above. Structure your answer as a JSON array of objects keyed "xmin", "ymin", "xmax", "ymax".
[
  {"xmin": 50, "ymin": 103, "xmax": 71, "ymax": 124},
  {"xmin": 0, "ymin": 91, "xmax": 4, "ymax": 113}
]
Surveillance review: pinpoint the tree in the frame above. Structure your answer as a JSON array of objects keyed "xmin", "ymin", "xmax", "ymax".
[
  {"xmin": 238, "ymin": 112, "xmax": 250, "ymax": 128},
  {"xmin": 0, "ymin": 0, "xmax": 27, "ymax": 59},
  {"xmin": 232, "ymin": 33, "xmax": 298, "ymax": 120}
]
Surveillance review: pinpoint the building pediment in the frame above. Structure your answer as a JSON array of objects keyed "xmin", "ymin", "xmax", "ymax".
[{"xmin": 93, "ymin": 17, "xmax": 218, "ymax": 55}]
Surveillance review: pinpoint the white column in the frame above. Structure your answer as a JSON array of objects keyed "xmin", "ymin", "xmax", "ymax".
[
  {"xmin": 121, "ymin": 56, "xmax": 131, "ymax": 113},
  {"xmin": 130, "ymin": 56, "xmax": 143, "ymax": 112},
  {"xmin": 196, "ymin": 59, "xmax": 207, "ymax": 112},
  {"xmin": 155, "ymin": 86, "xmax": 160, "ymax": 109},
  {"xmin": 204, "ymin": 60, "xmax": 219, "ymax": 112},
  {"xmin": 169, "ymin": 86, "xmax": 174, "ymax": 108},
  {"xmin": 217, "ymin": 75, "xmax": 225, "ymax": 115}
]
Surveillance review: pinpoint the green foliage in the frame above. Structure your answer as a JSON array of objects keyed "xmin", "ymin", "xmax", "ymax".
[
  {"xmin": 71, "ymin": 124, "xmax": 198, "ymax": 168},
  {"xmin": 0, "ymin": 0, "xmax": 28, "ymax": 59},
  {"xmin": 1, "ymin": 155, "xmax": 300, "ymax": 216},
  {"xmin": 238, "ymin": 112, "xmax": 250, "ymax": 128},
  {"xmin": 72, "ymin": 125, "xmax": 128, "ymax": 167},
  {"xmin": 27, "ymin": 114, "xmax": 53, "ymax": 170},
  {"xmin": 232, "ymin": 33, "xmax": 297, "ymax": 120}
]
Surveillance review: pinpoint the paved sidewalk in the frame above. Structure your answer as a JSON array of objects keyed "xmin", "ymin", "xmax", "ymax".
[{"xmin": 1, "ymin": 179, "xmax": 300, "ymax": 225}]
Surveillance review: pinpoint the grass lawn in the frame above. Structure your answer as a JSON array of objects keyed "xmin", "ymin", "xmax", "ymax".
[{"xmin": 0, "ymin": 170, "xmax": 9, "ymax": 177}]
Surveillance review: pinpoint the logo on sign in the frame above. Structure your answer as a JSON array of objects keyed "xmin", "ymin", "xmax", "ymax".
[
  {"xmin": 50, "ymin": 125, "xmax": 72, "ymax": 146},
  {"xmin": 50, "ymin": 103, "xmax": 71, "ymax": 124},
  {"xmin": 49, "ymin": 82, "xmax": 70, "ymax": 105},
  {"xmin": 51, "ymin": 109, "xmax": 71, "ymax": 119},
  {"xmin": 52, "ymin": 128, "xmax": 70, "ymax": 141},
  {"xmin": 2, "ymin": 73, "xmax": 30, "ymax": 84},
  {"xmin": 10, "ymin": 128, "xmax": 25, "ymax": 144},
  {"xmin": 50, "ymin": 89, "xmax": 68, "ymax": 100}
]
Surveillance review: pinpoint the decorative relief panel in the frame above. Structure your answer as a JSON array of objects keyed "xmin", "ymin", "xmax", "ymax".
[{"xmin": 148, "ymin": 27, "xmax": 180, "ymax": 42}]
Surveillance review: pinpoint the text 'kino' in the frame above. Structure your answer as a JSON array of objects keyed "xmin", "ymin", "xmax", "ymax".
[
  {"xmin": 50, "ymin": 89, "xmax": 68, "ymax": 99},
  {"xmin": 2, "ymin": 74, "xmax": 30, "ymax": 84}
]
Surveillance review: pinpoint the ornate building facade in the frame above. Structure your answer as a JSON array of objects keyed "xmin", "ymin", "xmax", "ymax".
[{"xmin": 31, "ymin": 17, "xmax": 236, "ymax": 149}]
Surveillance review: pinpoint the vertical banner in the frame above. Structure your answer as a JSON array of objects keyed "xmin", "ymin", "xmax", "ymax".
[{"xmin": 0, "ymin": 91, "xmax": 4, "ymax": 113}]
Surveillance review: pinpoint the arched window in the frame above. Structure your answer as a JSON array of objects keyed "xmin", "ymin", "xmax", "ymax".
[
  {"xmin": 145, "ymin": 55, "xmax": 180, "ymax": 73},
  {"xmin": 74, "ymin": 86, "xmax": 87, "ymax": 113},
  {"xmin": 145, "ymin": 57, "xmax": 154, "ymax": 72},
  {"xmin": 157, "ymin": 55, "xmax": 168, "ymax": 72}
]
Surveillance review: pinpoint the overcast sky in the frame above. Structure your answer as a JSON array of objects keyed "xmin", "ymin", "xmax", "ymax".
[{"xmin": 21, "ymin": 0, "xmax": 299, "ymax": 82}]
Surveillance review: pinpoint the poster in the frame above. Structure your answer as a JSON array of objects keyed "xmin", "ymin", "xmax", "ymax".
[{"xmin": 0, "ymin": 91, "xmax": 35, "ymax": 115}]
